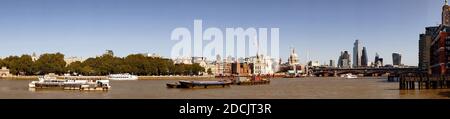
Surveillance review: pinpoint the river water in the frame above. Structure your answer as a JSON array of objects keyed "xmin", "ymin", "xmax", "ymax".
[{"xmin": 0, "ymin": 77, "xmax": 449, "ymax": 99}]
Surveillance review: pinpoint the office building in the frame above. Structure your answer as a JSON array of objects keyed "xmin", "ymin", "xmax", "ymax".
[
  {"xmin": 361, "ymin": 47, "xmax": 368, "ymax": 67},
  {"xmin": 353, "ymin": 40, "xmax": 362, "ymax": 68},
  {"xmin": 392, "ymin": 53, "xmax": 402, "ymax": 66}
]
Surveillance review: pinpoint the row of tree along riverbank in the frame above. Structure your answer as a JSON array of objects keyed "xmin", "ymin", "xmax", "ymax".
[
  {"xmin": 0, "ymin": 75, "xmax": 217, "ymax": 80},
  {"xmin": 0, "ymin": 53, "xmax": 206, "ymax": 76}
]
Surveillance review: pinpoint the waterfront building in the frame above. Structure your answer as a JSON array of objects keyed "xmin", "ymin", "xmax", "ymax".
[
  {"xmin": 64, "ymin": 56, "xmax": 85, "ymax": 66},
  {"xmin": 223, "ymin": 62, "xmax": 232, "ymax": 76},
  {"xmin": 392, "ymin": 53, "xmax": 402, "ymax": 66},
  {"xmin": 338, "ymin": 51, "xmax": 351, "ymax": 68},
  {"xmin": 231, "ymin": 62, "xmax": 251, "ymax": 76},
  {"xmin": 353, "ymin": 40, "xmax": 362, "ymax": 68},
  {"xmin": 215, "ymin": 55, "xmax": 225, "ymax": 75},
  {"xmin": 246, "ymin": 54, "xmax": 274, "ymax": 75},
  {"xmin": 361, "ymin": 47, "xmax": 368, "ymax": 67},
  {"xmin": 420, "ymin": 0, "xmax": 450, "ymax": 75},
  {"xmin": 214, "ymin": 53, "xmax": 276, "ymax": 76},
  {"xmin": 215, "ymin": 55, "xmax": 233, "ymax": 76},
  {"xmin": 0, "ymin": 67, "xmax": 11, "ymax": 77},
  {"xmin": 419, "ymin": 26, "xmax": 438, "ymax": 74}
]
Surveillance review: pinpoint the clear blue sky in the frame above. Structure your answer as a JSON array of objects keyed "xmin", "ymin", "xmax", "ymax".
[{"xmin": 0, "ymin": 0, "xmax": 444, "ymax": 66}]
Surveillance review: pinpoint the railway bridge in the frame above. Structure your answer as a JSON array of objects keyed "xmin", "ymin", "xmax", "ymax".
[{"xmin": 311, "ymin": 67, "xmax": 419, "ymax": 77}]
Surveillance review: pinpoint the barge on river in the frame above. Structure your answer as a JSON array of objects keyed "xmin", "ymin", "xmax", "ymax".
[
  {"xmin": 28, "ymin": 75, "xmax": 111, "ymax": 91},
  {"xmin": 167, "ymin": 80, "xmax": 232, "ymax": 89},
  {"xmin": 226, "ymin": 75, "xmax": 270, "ymax": 85}
]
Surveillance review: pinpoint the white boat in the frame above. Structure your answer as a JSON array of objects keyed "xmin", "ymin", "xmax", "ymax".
[
  {"xmin": 341, "ymin": 74, "xmax": 358, "ymax": 79},
  {"xmin": 107, "ymin": 73, "xmax": 138, "ymax": 80},
  {"xmin": 29, "ymin": 75, "xmax": 111, "ymax": 90}
]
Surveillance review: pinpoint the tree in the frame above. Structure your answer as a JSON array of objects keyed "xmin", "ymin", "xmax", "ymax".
[
  {"xmin": 35, "ymin": 53, "xmax": 66, "ymax": 75},
  {"xmin": 17, "ymin": 55, "xmax": 34, "ymax": 75},
  {"xmin": 2, "ymin": 56, "xmax": 20, "ymax": 75},
  {"xmin": 0, "ymin": 52, "xmax": 211, "ymax": 76},
  {"xmin": 172, "ymin": 64, "xmax": 185, "ymax": 75},
  {"xmin": 124, "ymin": 54, "xmax": 146, "ymax": 75},
  {"xmin": 0, "ymin": 58, "xmax": 4, "ymax": 67},
  {"xmin": 156, "ymin": 59, "xmax": 170, "ymax": 75},
  {"xmin": 67, "ymin": 61, "xmax": 83, "ymax": 75},
  {"xmin": 80, "ymin": 66, "xmax": 94, "ymax": 75},
  {"xmin": 144, "ymin": 58, "xmax": 158, "ymax": 75},
  {"xmin": 191, "ymin": 63, "xmax": 205, "ymax": 75},
  {"xmin": 207, "ymin": 68, "xmax": 212, "ymax": 75}
]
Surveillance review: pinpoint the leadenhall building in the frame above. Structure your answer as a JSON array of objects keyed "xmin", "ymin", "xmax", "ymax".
[{"xmin": 420, "ymin": 0, "xmax": 450, "ymax": 75}]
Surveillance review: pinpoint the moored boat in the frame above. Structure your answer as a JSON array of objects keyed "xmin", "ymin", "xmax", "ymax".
[
  {"xmin": 231, "ymin": 76, "xmax": 271, "ymax": 85},
  {"xmin": 167, "ymin": 80, "xmax": 232, "ymax": 88},
  {"xmin": 166, "ymin": 83, "xmax": 182, "ymax": 88},
  {"xmin": 29, "ymin": 75, "xmax": 111, "ymax": 91},
  {"xmin": 341, "ymin": 73, "xmax": 358, "ymax": 79},
  {"xmin": 107, "ymin": 73, "xmax": 138, "ymax": 80}
]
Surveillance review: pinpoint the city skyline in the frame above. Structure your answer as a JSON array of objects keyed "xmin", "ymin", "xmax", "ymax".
[{"xmin": 0, "ymin": 0, "xmax": 443, "ymax": 66}]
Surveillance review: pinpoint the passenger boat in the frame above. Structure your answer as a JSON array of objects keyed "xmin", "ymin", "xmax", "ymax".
[
  {"xmin": 29, "ymin": 75, "xmax": 111, "ymax": 91},
  {"xmin": 166, "ymin": 80, "xmax": 232, "ymax": 88},
  {"xmin": 107, "ymin": 73, "xmax": 138, "ymax": 80},
  {"xmin": 341, "ymin": 73, "xmax": 358, "ymax": 79}
]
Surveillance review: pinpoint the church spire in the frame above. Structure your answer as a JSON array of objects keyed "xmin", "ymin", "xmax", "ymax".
[{"xmin": 446, "ymin": 0, "xmax": 448, "ymax": 5}]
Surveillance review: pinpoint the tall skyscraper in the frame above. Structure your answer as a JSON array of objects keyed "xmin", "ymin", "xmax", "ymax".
[
  {"xmin": 361, "ymin": 47, "xmax": 368, "ymax": 67},
  {"xmin": 392, "ymin": 53, "xmax": 402, "ymax": 66},
  {"xmin": 353, "ymin": 40, "xmax": 362, "ymax": 68}
]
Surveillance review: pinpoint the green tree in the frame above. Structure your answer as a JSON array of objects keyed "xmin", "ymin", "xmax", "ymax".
[
  {"xmin": 207, "ymin": 68, "xmax": 212, "ymax": 75},
  {"xmin": 2, "ymin": 56, "xmax": 20, "ymax": 75},
  {"xmin": 0, "ymin": 58, "xmax": 4, "ymax": 67},
  {"xmin": 17, "ymin": 55, "xmax": 34, "ymax": 75},
  {"xmin": 35, "ymin": 53, "xmax": 66, "ymax": 75},
  {"xmin": 172, "ymin": 64, "xmax": 185, "ymax": 75},
  {"xmin": 67, "ymin": 61, "xmax": 83, "ymax": 74},
  {"xmin": 0, "ymin": 52, "xmax": 212, "ymax": 76},
  {"xmin": 156, "ymin": 59, "xmax": 169, "ymax": 75},
  {"xmin": 144, "ymin": 58, "xmax": 158, "ymax": 75},
  {"xmin": 80, "ymin": 66, "xmax": 94, "ymax": 76},
  {"xmin": 124, "ymin": 54, "xmax": 146, "ymax": 75},
  {"xmin": 191, "ymin": 63, "xmax": 205, "ymax": 75}
]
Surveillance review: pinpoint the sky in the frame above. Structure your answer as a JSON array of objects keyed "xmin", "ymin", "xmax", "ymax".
[{"xmin": 0, "ymin": 0, "xmax": 445, "ymax": 66}]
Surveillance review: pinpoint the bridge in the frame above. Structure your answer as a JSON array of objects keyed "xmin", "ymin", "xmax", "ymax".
[{"xmin": 311, "ymin": 67, "xmax": 420, "ymax": 77}]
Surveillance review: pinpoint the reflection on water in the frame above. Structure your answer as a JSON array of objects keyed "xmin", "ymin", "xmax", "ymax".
[{"xmin": 0, "ymin": 77, "xmax": 449, "ymax": 99}]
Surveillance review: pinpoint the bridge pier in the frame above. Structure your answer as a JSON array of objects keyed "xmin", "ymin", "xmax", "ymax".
[{"xmin": 399, "ymin": 74, "xmax": 450, "ymax": 90}]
